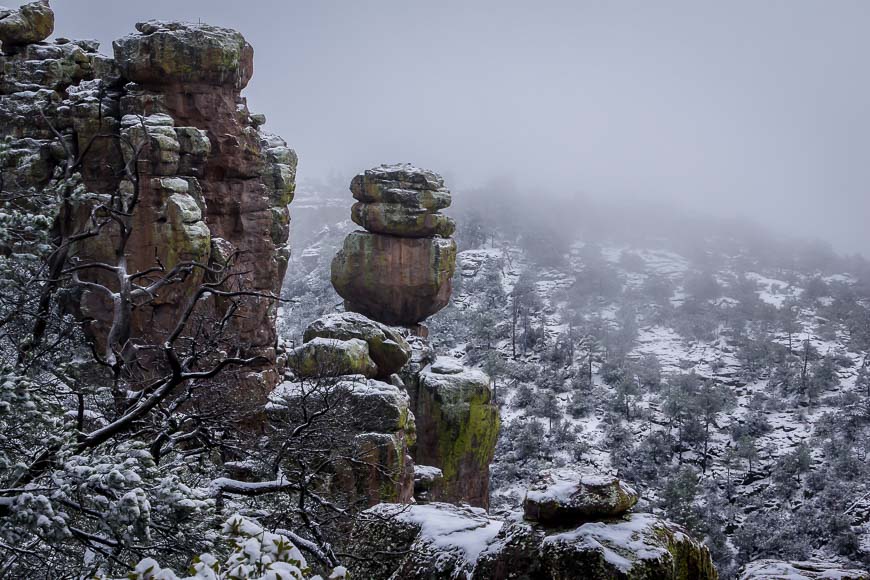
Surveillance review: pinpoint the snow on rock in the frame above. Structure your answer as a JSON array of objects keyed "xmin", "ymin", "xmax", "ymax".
[
  {"xmin": 523, "ymin": 468, "xmax": 639, "ymax": 525},
  {"xmin": 739, "ymin": 559, "xmax": 869, "ymax": 580}
]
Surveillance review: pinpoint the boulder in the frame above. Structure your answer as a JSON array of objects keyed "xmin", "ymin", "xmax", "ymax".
[
  {"xmin": 523, "ymin": 469, "xmax": 639, "ymax": 525},
  {"xmin": 0, "ymin": 1, "xmax": 54, "ymax": 49},
  {"xmin": 113, "ymin": 21, "xmax": 253, "ymax": 88},
  {"xmin": 347, "ymin": 503, "xmax": 718, "ymax": 580},
  {"xmin": 351, "ymin": 201, "xmax": 456, "ymax": 237},
  {"xmin": 739, "ymin": 560, "xmax": 869, "ymax": 580},
  {"xmin": 331, "ymin": 231, "xmax": 456, "ymax": 325},
  {"xmin": 303, "ymin": 312, "xmax": 411, "ymax": 377},
  {"xmin": 286, "ymin": 337, "xmax": 378, "ymax": 379},
  {"xmin": 409, "ymin": 357, "xmax": 500, "ymax": 508}
]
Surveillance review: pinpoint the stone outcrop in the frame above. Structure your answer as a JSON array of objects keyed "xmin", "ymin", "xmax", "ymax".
[
  {"xmin": 0, "ymin": 1, "xmax": 53, "ymax": 48},
  {"xmin": 408, "ymin": 355, "xmax": 500, "ymax": 508},
  {"xmin": 348, "ymin": 498, "xmax": 718, "ymax": 580},
  {"xmin": 269, "ymin": 376, "xmax": 415, "ymax": 505},
  {"xmin": 331, "ymin": 164, "xmax": 457, "ymax": 326},
  {"xmin": 272, "ymin": 313, "xmax": 420, "ymax": 505},
  {"xmin": 0, "ymin": 5, "xmax": 295, "ymax": 401},
  {"xmin": 523, "ymin": 469, "xmax": 639, "ymax": 525},
  {"xmin": 739, "ymin": 560, "xmax": 869, "ymax": 580}
]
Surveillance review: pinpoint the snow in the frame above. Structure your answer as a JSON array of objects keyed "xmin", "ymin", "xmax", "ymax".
[
  {"xmin": 387, "ymin": 503, "xmax": 503, "ymax": 566},
  {"xmin": 543, "ymin": 513, "xmax": 669, "ymax": 573}
]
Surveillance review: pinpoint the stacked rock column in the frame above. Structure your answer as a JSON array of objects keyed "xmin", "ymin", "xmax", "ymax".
[{"xmin": 331, "ymin": 165, "xmax": 500, "ymax": 508}]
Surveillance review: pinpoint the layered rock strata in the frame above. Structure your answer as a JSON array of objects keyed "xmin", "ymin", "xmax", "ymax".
[
  {"xmin": 0, "ymin": 4, "xmax": 294, "ymax": 401},
  {"xmin": 331, "ymin": 164, "xmax": 457, "ymax": 326}
]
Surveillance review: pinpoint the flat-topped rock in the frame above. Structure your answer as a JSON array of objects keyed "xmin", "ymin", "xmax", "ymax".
[
  {"xmin": 352, "ymin": 184, "xmax": 451, "ymax": 211},
  {"xmin": 524, "ymin": 469, "xmax": 639, "ymax": 525},
  {"xmin": 303, "ymin": 312, "xmax": 410, "ymax": 378},
  {"xmin": 113, "ymin": 20, "xmax": 253, "ymax": 88},
  {"xmin": 351, "ymin": 163, "xmax": 445, "ymax": 193},
  {"xmin": 0, "ymin": 1, "xmax": 53, "ymax": 49}
]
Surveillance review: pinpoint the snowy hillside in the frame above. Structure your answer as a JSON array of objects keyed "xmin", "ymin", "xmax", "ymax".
[{"xmin": 282, "ymin": 184, "xmax": 870, "ymax": 578}]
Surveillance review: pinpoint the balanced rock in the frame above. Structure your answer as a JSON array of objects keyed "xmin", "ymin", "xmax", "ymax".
[
  {"xmin": 413, "ymin": 465, "xmax": 444, "ymax": 504},
  {"xmin": 524, "ymin": 469, "xmax": 639, "ymax": 525},
  {"xmin": 348, "ymin": 503, "xmax": 718, "ymax": 580},
  {"xmin": 303, "ymin": 312, "xmax": 411, "ymax": 378},
  {"xmin": 286, "ymin": 337, "xmax": 378, "ymax": 379},
  {"xmin": 0, "ymin": 1, "xmax": 54, "ymax": 49},
  {"xmin": 408, "ymin": 356, "xmax": 500, "ymax": 508},
  {"xmin": 332, "ymin": 231, "xmax": 456, "ymax": 325},
  {"xmin": 332, "ymin": 164, "xmax": 457, "ymax": 326}
]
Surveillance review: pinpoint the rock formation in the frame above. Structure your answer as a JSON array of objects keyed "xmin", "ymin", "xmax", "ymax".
[
  {"xmin": 0, "ymin": 4, "xmax": 294, "ymax": 400},
  {"xmin": 523, "ymin": 469, "xmax": 639, "ymax": 525},
  {"xmin": 275, "ymin": 312, "xmax": 418, "ymax": 505},
  {"xmin": 268, "ymin": 374, "xmax": 415, "ymax": 506},
  {"xmin": 407, "ymin": 355, "xmax": 500, "ymax": 508},
  {"xmin": 331, "ymin": 164, "xmax": 457, "ymax": 326},
  {"xmin": 348, "ymin": 472, "xmax": 718, "ymax": 580}
]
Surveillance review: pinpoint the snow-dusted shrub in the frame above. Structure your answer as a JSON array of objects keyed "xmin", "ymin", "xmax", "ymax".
[{"xmin": 121, "ymin": 515, "xmax": 347, "ymax": 580}]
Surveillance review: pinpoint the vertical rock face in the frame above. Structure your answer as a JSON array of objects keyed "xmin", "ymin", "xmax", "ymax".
[
  {"xmin": 331, "ymin": 164, "xmax": 457, "ymax": 326},
  {"xmin": 410, "ymin": 356, "xmax": 500, "ymax": 509},
  {"xmin": 0, "ymin": 7, "xmax": 294, "ymax": 400}
]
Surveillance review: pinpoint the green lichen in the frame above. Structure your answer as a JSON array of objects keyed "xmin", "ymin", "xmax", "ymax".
[{"xmin": 433, "ymin": 387, "xmax": 500, "ymax": 484}]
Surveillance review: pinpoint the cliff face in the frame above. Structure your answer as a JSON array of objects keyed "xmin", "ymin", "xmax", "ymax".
[{"xmin": 0, "ymin": 5, "xmax": 294, "ymax": 400}]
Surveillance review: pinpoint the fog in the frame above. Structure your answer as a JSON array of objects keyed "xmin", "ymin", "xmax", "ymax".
[{"xmin": 25, "ymin": 1, "xmax": 870, "ymax": 253}]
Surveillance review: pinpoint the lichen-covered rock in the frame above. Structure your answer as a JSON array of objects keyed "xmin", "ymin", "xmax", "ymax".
[
  {"xmin": 303, "ymin": 312, "xmax": 411, "ymax": 378},
  {"xmin": 286, "ymin": 337, "xmax": 378, "ymax": 379},
  {"xmin": 524, "ymin": 469, "xmax": 639, "ymax": 525},
  {"xmin": 409, "ymin": 356, "xmax": 500, "ymax": 508},
  {"xmin": 347, "ymin": 504, "xmax": 718, "ymax": 580},
  {"xmin": 332, "ymin": 231, "xmax": 457, "ymax": 326},
  {"xmin": 739, "ymin": 560, "xmax": 869, "ymax": 579},
  {"xmin": 351, "ymin": 201, "xmax": 456, "ymax": 238},
  {"xmin": 112, "ymin": 21, "xmax": 253, "ymax": 88},
  {"xmin": 0, "ymin": 0, "xmax": 54, "ymax": 49}
]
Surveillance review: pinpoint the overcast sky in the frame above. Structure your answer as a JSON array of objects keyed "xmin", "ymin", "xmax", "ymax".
[{"xmin": 27, "ymin": 1, "xmax": 870, "ymax": 252}]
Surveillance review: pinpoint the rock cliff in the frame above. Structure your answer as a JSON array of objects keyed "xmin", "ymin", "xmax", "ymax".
[{"xmin": 0, "ymin": 4, "xmax": 294, "ymax": 400}]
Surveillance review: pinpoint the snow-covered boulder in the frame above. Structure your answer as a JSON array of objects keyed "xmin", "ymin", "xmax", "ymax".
[
  {"xmin": 348, "ymin": 503, "xmax": 718, "ymax": 580},
  {"xmin": 523, "ymin": 469, "xmax": 639, "ymax": 525},
  {"xmin": 349, "ymin": 502, "xmax": 503, "ymax": 580},
  {"xmin": 303, "ymin": 312, "xmax": 411, "ymax": 378},
  {"xmin": 739, "ymin": 559, "xmax": 869, "ymax": 579}
]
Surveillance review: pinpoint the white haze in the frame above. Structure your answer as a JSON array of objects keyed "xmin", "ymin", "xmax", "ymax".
[{"xmin": 23, "ymin": 0, "xmax": 870, "ymax": 253}]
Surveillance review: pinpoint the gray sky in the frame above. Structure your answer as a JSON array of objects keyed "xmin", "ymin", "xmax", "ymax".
[{"xmin": 31, "ymin": 1, "xmax": 870, "ymax": 252}]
